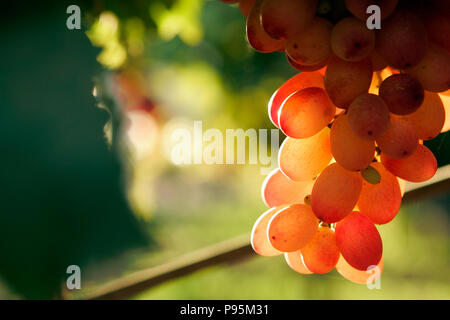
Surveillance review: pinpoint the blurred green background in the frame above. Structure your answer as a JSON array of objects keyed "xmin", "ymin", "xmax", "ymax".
[{"xmin": 0, "ymin": 0, "xmax": 448, "ymax": 299}]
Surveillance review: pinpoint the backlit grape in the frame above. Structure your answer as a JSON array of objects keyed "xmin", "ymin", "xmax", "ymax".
[
  {"xmin": 330, "ymin": 114, "xmax": 376, "ymax": 171},
  {"xmin": 324, "ymin": 55, "xmax": 373, "ymax": 108},
  {"xmin": 268, "ymin": 204, "xmax": 319, "ymax": 252},
  {"xmin": 262, "ymin": 168, "xmax": 314, "ymax": 207},
  {"xmin": 279, "ymin": 87, "xmax": 336, "ymax": 139},
  {"xmin": 335, "ymin": 212, "xmax": 383, "ymax": 270},
  {"xmin": 279, "ymin": 128, "xmax": 332, "ymax": 181},
  {"xmin": 311, "ymin": 163, "xmax": 363, "ymax": 223},
  {"xmin": 301, "ymin": 226, "xmax": 340, "ymax": 274},
  {"xmin": 381, "ymin": 144, "xmax": 437, "ymax": 182}
]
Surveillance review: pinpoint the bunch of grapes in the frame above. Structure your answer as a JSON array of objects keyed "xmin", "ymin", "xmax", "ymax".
[{"xmin": 221, "ymin": 0, "xmax": 450, "ymax": 283}]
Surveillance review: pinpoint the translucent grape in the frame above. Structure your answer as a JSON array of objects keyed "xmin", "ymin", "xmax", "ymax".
[
  {"xmin": 301, "ymin": 227, "xmax": 340, "ymax": 274},
  {"xmin": 330, "ymin": 114, "xmax": 375, "ymax": 171},
  {"xmin": 370, "ymin": 50, "xmax": 387, "ymax": 71},
  {"xmin": 381, "ymin": 144, "xmax": 437, "ymax": 182},
  {"xmin": 331, "ymin": 17, "xmax": 375, "ymax": 62},
  {"xmin": 324, "ymin": 55, "xmax": 373, "ymax": 108},
  {"xmin": 267, "ymin": 204, "xmax": 319, "ymax": 252},
  {"xmin": 406, "ymin": 43, "xmax": 450, "ymax": 93},
  {"xmin": 376, "ymin": 10, "xmax": 427, "ymax": 69},
  {"xmin": 268, "ymin": 71, "xmax": 324, "ymax": 127},
  {"xmin": 311, "ymin": 163, "xmax": 363, "ymax": 223},
  {"xmin": 336, "ymin": 255, "xmax": 384, "ymax": 284},
  {"xmin": 439, "ymin": 93, "xmax": 450, "ymax": 133},
  {"xmin": 239, "ymin": 0, "xmax": 256, "ymax": 17},
  {"xmin": 424, "ymin": 10, "xmax": 450, "ymax": 53},
  {"xmin": 357, "ymin": 162, "xmax": 402, "ymax": 224},
  {"xmin": 251, "ymin": 207, "xmax": 284, "ymax": 257},
  {"xmin": 279, "ymin": 87, "xmax": 336, "ymax": 138},
  {"xmin": 262, "ymin": 168, "xmax": 314, "ymax": 207},
  {"xmin": 261, "ymin": 0, "xmax": 318, "ymax": 40},
  {"xmin": 286, "ymin": 54, "xmax": 329, "ymax": 72},
  {"xmin": 284, "ymin": 251, "xmax": 313, "ymax": 275},
  {"xmin": 279, "ymin": 128, "xmax": 332, "ymax": 181},
  {"xmin": 376, "ymin": 116, "xmax": 418, "ymax": 159},
  {"xmin": 405, "ymin": 91, "xmax": 445, "ymax": 140},
  {"xmin": 347, "ymin": 93, "xmax": 390, "ymax": 140},
  {"xmin": 285, "ymin": 18, "xmax": 332, "ymax": 66},
  {"xmin": 246, "ymin": 0, "xmax": 284, "ymax": 53},
  {"xmin": 379, "ymin": 74, "xmax": 424, "ymax": 115},
  {"xmin": 335, "ymin": 212, "xmax": 383, "ymax": 271}
]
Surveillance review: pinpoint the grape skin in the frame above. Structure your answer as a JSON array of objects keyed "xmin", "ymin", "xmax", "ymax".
[
  {"xmin": 335, "ymin": 212, "xmax": 383, "ymax": 271},
  {"xmin": 376, "ymin": 116, "xmax": 418, "ymax": 159},
  {"xmin": 261, "ymin": 168, "xmax": 314, "ymax": 207},
  {"xmin": 261, "ymin": 0, "xmax": 318, "ymax": 40},
  {"xmin": 286, "ymin": 17, "xmax": 333, "ymax": 66},
  {"xmin": 268, "ymin": 204, "xmax": 319, "ymax": 252},
  {"xmin": 330, "ymin": 114, "xmax": 376, "ymax": 171},
  {"xmin": 278, "ymin": 87, "xmax": 336, "ymax": 139},
  {"xmin": 251, "ymin": 207, "xmax": 284, "ymax": 257},
  {"xmin": 347, "ymin": 93, "xmax": 390, "ymax": 140},
  {"xmin": 381, "ymin": 144, "xmax": 437, "ymax": 183},
  {"xmin": 331, "ymin": 17, "xmax": 375, "ymax": 62},
  {"xmin": 311, "ymin": 162, "xmax": 363, "ymax": 223},
  {"xmin": 357, "ymin": 162, "xmax": 402, "ymax": 225},
  {"xmin": 279, "ymin": 128, "xmax": 332, "ymax": 181},
  {"xmin": 324, "ymin": 55, "xmax": 373, "ymax": 108},
  {"xmin": 379, "ymin": 74, "xmax": 425, "ymax": 115},
  {"xmin": 301, "ymin": 226, "xmax": 340, "ymax": 274},
  {"xmin": 284, "ymin": 251, "xmax": 313, "ymax": 274},
  {"xmin": 376, "ymin": 10, "xmax": 428, "ymax": 70}
]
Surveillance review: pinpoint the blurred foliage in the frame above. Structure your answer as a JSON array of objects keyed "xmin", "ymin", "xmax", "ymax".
[{"xmin": 0, "ymin": 2, "xmax": 149, "ymax": 299}]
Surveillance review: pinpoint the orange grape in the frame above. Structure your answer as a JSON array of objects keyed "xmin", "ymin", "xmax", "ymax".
[
  {"xmin": 239, "ymin": 0, "xmax": 256, "ymax": 17},
  {"xmin": 376, "ymin": 9, "xmax": 427, "ymax": 69},
  {"xmin": 285, "ymin": 17, "xmax": 332, "ymax": 66},
  {"xmin": 324, "ymin": 55, "xmax": 373, "ymax": 108},
  {"xmin": 268, "ymin": 71, "xmax": 324, "ymax": 128},
  {"xmin": 251, "ymin": 207, "xmax": 284, "ymax": 257},
  {"xmin": 284, "ymin": 251, "xmax": 313, "ymax": 275},
  {"xmin": 381, "ymin": 144, "xmax": 437, "ymax": 182},
  {"xmin": 370, "ymin": 50, "xmax": 387, "ymax": 71},
  {"xmin": 246, "ymin": 0, "xmax": 284, "ymax": 53},
  {"xmin": 279, "ymin": 128, "xmax": 332, "ymax": 181},
  {"xmin": 335, "ymin": 212, "xmax": 383, "ymax": 271},
  {"xmin": 439, "ymin": 93, "xmax": 450, "ymax": 133},
  {"xmin": 376, "ymin": 116, "xmax": 418, "ymax": 159},
  {"xmin": 379, "ymin": 74, "xmax": 424, "ymax": 115},
  {"xmin": 261, "ymin": 0, "xmax": 318, "ymax": 40},
  {"xmin": 336, "ymin": 255, "xmax": 384, "ymax": 284},
  {"xmin": 347, "ymin": 93, "xmax": 390, "ymax": 140},
  {"xmin": 330, "ymin": 114, "xmax": 375, "ymax": 171},
  {"xmin": 406, "ymin": 43, "xmax": 450, "ymax": 93},
  {"xmin": 261, "ymin": 168, "xmax": 314, "ymax": 207},
  {"xmin": 279, "ymin": 87, "xmax": 336, "ymax": 138},
  {"xmin": 405, "ymin": 91, "xmax": 445, "ymax": 140},
  {"xmin": 311, "ymin": 163, "xmax": 363, "ymax": 223},
  {"xmin": 301, "ymin": 226, "xmax": 340, "ymax": 274},
  {"xmin": 267, "ymin": 204, "xmax": 319, "ymax": 252},
  {"xmin": 424, "ymin": 10, "xmax": 450, "ymax": 54},
  {"xmin": 345, "ymin": 0, "xmax": 398, "ymax": 21},
  {"xmin": 357, "ymin": 162, "xmax": 402, "ymax": 224},
  {"xmin": 331, "ymin": 17, "xmax": 375, "ymax": 62},
  {"xmin": 286, "ymin": 54, "xmax": 330, "ymax": 72}
]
